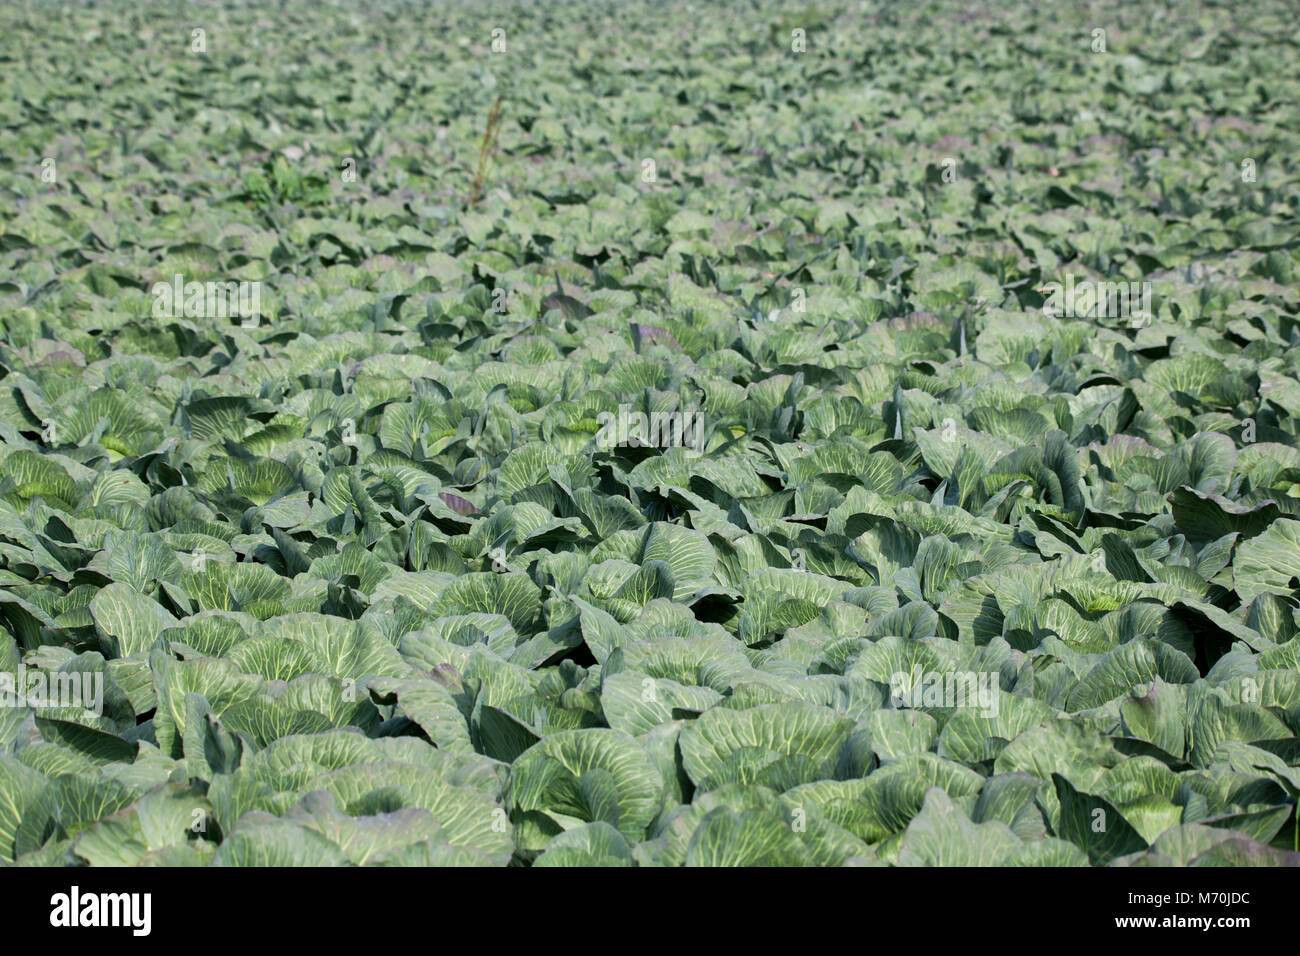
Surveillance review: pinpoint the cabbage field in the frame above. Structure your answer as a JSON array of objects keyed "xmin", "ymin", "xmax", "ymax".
[{"xmin": 1, "ymin": 0, "xmax": 1299, "ymax": 868}]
